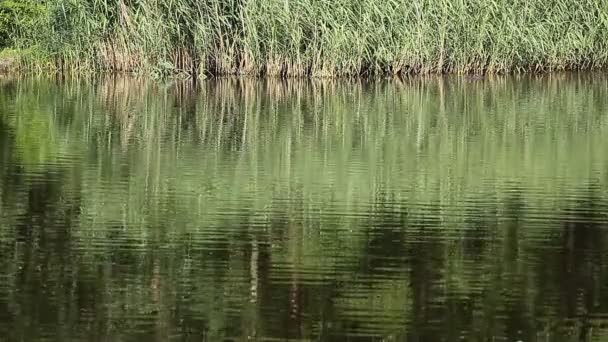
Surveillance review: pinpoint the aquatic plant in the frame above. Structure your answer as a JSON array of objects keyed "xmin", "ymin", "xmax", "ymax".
[{"xmin": 4, "ymin": 0, "xmax": 608, "ymax": 77}]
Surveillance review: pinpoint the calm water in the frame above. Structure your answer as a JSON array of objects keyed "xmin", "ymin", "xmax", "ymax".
[{"xmin": 1, "ymin": 75, "xmax": 608, "ymax": 341}]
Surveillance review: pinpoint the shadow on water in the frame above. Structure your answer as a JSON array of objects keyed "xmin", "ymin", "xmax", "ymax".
[{"xmin": 1, "ymin": 74, "xmax": 608, "ymax": 340}]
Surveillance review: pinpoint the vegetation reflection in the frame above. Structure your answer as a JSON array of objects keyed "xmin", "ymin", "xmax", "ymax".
[{"xmin": 0, "ymin": 75, "xmax": 608, "ymax": 340}]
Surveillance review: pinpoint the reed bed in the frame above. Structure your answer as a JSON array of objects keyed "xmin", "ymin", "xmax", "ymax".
[{"xmin": 6, "ymin": 0, "xmax": 608, "ymax": 77}]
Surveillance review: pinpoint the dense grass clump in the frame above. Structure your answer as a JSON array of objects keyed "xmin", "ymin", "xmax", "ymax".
[{"xmin": 4, "ymin": 0, "xmax": 608, "ymax": 77}]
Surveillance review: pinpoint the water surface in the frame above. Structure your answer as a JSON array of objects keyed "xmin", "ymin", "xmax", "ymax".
[{"xmin": 1, "ymin": 75, "xmax": 608, "ymax": 341}]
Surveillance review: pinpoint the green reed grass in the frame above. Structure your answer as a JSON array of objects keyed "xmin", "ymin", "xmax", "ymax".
[{"xmin": 6, "ymin": 0, "xmax": 608, "ymax": 77}]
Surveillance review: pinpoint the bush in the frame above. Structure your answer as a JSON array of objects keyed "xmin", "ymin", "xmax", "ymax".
[
  {"xmin": 0, "ymin": 1, "xmax": 47, "ymax": 49},
  {"xmin": 0, "ymin": 4, "xmax": 11, "ymax": 48}
]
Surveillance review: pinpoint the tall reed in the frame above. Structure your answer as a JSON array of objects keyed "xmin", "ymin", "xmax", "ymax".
[{"xmin": 6, "ymin": 0, "xmax": 608, "ymax": 77}]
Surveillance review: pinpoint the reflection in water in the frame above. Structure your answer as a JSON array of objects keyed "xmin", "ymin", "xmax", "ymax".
[{"xmin": 1, "ymin": 75, "xmax": 608, "ymax": 340}]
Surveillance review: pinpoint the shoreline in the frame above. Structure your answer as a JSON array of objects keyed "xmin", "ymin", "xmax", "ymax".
[
  {"xmin": 1, "ymin": 47, "xmax": 605, "ymax": 80},
  {"xmin": 0, "ymin": 49, "xmax": 16, "ymax": 74},
  {"xmin": 0, "ymin": 57, "xmax": 14, "ymax": 74},
  {"xmin": 1, "ymin": 64, "xmax": 606, "ymax": 80}
]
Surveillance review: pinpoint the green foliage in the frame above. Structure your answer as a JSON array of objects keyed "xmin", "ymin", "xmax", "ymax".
[
  {"xmin": 0, "ymin": 9, "xmax": 8, "ymax": 48},
  {"xmin": 0, "ymin": 0, "xmax": 47, "ymax": 49},
  {"xmin": 2, "ymin": 0, "xmax": 608, "ymax": 76}
]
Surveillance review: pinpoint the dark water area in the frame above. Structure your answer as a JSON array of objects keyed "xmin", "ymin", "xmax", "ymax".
[{"xmin": 1, "ymin": 75, "xmax": 608, "ymax": 341}]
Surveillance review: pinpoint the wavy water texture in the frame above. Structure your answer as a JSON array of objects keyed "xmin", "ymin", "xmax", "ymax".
[{"xmin": 0, "ymin": 74, "xmax": 608, "ymax": 340}]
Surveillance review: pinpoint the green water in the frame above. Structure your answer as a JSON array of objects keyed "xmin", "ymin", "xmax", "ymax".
[{"xmin": 1, "ymin": 75, "xmax": 608, "ymax": 341}]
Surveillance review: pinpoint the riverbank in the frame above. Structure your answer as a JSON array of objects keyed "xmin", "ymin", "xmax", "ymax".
[
  {"xmin": 3, "ymin": 0, "xmax": 608, "ymax": 78},
  {"xmin": 0, "ymin": 49, "xmax": 16, "ymax": 73}
]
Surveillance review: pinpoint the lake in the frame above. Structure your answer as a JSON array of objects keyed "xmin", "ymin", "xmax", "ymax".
[{"xmin": 1, "ymin": 75, "xmax": 608, "ymax": 341}]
